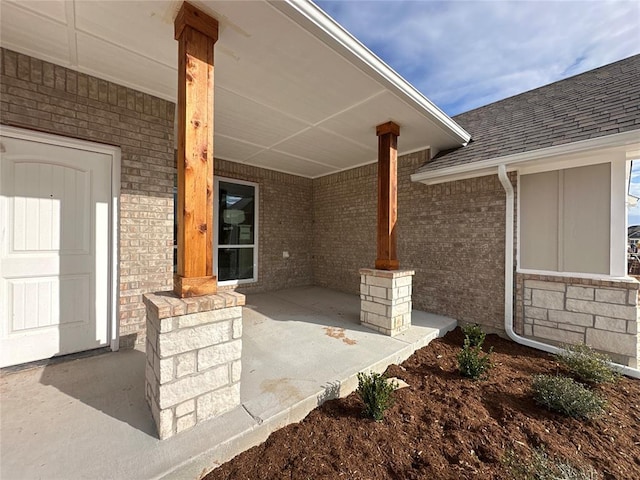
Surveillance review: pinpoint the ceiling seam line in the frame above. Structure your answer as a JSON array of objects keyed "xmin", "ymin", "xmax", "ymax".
[
  {"xmin": 242, "ymin": 141, "xmax": 339, "ymax": 168},
  {"xmin": 6, "ymin": 1, "xmax": 68, "ymax": 26},
  {"xmin": 314, "ymin": 126, "xmax": 377, "ymax": 152},
  {"xmin": 267, "ymin": 148, "xmax": 351, "ymax": 168},
  {"xmin": 65, "ymin": 0, "xmax": 78, "ymax": 66},
  {"xmin": 72, "ymin": 30, "xmax": 177, "ymax": 71},
  {"xmin": 237, "ymin": 158, "xmax": 337, "ymax": 179},
  {"xmin": 309, "ymin": 90, "xmax": 387, "ymax": 128},
  {"xmin": 215, "ymin": 133, "xmax": 272, "ymax": 150},
  {"xmin": 217, "ymin": 85, "xmax": 316, "ymax": 127},
  {"xmin": 251, "ymin": 90, "xmax": 388, "ymax": 156}
]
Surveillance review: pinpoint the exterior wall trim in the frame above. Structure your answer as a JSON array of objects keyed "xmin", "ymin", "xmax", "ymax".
[
  {"xmin": 411, "ymin": 129, "xmax": 640, "ymax": 185},
  {"xmin": 0, "ymin": 125, "xmax": 122, "ymax": 351},
  {"xmin": 517, "ymin": 268, "xmax": 634, "ymax": 283},
  {"xmin": 611, "ymin": 159, "xmax": 627, "ymax": 277}
]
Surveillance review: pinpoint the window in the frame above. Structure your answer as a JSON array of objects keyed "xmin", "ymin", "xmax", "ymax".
[
  {"xmin": 519, "ymin": 163, "xmax": 611, "ymax": 275},
  {"xmin": 215, "ymin": 178, "xmax": 258, "ymax": 284}
]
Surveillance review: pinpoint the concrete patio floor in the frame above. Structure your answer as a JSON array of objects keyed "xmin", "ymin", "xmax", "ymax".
[{"xmin": 0, "ymin": 286, "xmax": 456, "ymax": 480}]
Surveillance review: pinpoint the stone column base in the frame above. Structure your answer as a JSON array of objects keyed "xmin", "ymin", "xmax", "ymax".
[
  {"xmin": 359, "ymin": 268, "xmax": 415, "ymax": 336},
  {"xmin": 143, "ymin": 291, "xmax": 244, "ymax": 439}
]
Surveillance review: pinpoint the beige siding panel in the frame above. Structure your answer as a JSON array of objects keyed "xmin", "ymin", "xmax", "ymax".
[
  {"xmin": 520, "ymin": 170, "xmax": 558, "ymax": 271},
  {"xmin": 562, "ymin": 163, "xmax": 610, "ymax": 275}
]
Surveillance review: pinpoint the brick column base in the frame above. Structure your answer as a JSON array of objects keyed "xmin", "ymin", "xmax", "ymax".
[
  {"xmin": 359, "ymin": 268, "xmax": 415, "ymax": 336},
  {"xmin": 143, "ymin": 291, "xmax": 244, "ymax": 439}
]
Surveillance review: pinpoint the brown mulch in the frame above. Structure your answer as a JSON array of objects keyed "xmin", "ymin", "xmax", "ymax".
[{"xmin": 204, "ymin": 328, "xmax": 640, "ymax": 480}]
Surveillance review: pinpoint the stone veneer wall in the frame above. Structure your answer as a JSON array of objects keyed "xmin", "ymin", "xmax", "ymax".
[
  {"xmin": 0, "ymin": 48, "xmax": 175, "ymax": 347},
  {"xmin": 214, "ymin": 159, "xmax": 314, "ymax": 293},
  {"xmin": 313, "ymin": 151, "xmax": 510, "ymax": 332},
  {"xmin": 359, "ymin": 269, "xmax": 414, "ymax": 335},
  {"xmin": 143, "ymin": 291, "xmax": 244, "ymax": 439},
  {"xmin": 516, "ymin": 273, "xmax": 639, "ymax": 367}
]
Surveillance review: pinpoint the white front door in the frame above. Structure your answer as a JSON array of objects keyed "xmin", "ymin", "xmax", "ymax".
[{"xmin": 0, "ymin": 135, "xmax": 112, "ymax": 367}]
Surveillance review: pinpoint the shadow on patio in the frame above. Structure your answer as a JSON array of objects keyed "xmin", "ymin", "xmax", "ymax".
[{"xmin": 0, "ymin": 286, "xmax": 455, "ymax": 480}]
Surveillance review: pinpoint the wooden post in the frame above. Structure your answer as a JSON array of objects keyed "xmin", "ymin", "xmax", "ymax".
[
  {"xmin": 375, "ymin": 121, "xmax": 400, "ymax": 270},
  {"xmin": 174, "ymin": 2, "xmax": 218, "ymax": 297}
]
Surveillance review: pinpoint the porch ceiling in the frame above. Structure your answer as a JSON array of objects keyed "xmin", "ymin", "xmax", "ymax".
[{"xmin": 0, "ymin": 0, "xmax": 470, "ymax": 178}]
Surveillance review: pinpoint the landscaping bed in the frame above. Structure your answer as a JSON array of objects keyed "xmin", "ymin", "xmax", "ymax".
[{"xmin": 205, "ymin": 328, "xmax": 640, "ymax": 479}]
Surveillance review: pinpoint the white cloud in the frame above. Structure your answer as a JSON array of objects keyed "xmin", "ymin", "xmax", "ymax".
[
  {"xmin": 315, "ymin": 0, "xmax": 640, "ymax": 228},
  {"xmin": 315, "ymin": 0, "xmax": 640, "ymax": 114}
]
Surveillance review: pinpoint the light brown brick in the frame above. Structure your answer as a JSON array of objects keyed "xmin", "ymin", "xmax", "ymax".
[{"xmin": 1, "ymin": 48, "xmax": 174, "ymax": 347}]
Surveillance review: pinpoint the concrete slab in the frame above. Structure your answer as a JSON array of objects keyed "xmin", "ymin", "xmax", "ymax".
[{"xmin": 0, "ymin": 286, "xmax": 455, "ymax": 480}]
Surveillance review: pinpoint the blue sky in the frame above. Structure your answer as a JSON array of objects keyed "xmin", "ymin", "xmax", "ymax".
[{"xmin": 314, "ymin": 0, "xmax": 640, "ymax": 223}]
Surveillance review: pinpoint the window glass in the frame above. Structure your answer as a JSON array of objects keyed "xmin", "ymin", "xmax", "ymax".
[
  {"xmin": 218, "ymin": 181, "xmax": 255, "ymax": 246},
  {"xmin": 218, "ymin": 247, "xmax": 254, "ymax": 281},
  {"xmin": 174, "ymin": 178, "xmax": 258, "ymax": 282},
  {"xmin": 216, "ymin": 179, "xmax": 257, "ymax": 283}
]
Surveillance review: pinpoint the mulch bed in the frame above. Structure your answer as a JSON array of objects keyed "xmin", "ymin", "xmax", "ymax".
[{"xmin": 204, "ymin": 328, "xmax": 640, "ymax": 479}]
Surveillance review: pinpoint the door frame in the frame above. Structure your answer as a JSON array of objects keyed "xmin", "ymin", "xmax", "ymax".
[{"xmin": 1, "ymin": 125, "xmax": 121, "ymax": 353}]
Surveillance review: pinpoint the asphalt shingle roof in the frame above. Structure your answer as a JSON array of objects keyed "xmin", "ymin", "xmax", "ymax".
[{"xmin": 418, "ymin": 54, "xmax": 640, "ymax": 174}]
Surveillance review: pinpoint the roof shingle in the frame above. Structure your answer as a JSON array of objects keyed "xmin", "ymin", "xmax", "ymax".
[{"xmin": 417, "ymin": 55, "xmax": 640, "ymax": 174}]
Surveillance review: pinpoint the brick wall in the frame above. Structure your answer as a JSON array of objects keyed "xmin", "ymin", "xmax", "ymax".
[
  {"xmin": 313, "ymin": 150, "xmax": 509, "ymax": 332},
  {"xmin": 0, "ymin": 49, "xmax": 314, "ymax": 347},
  {"xmin": 214, "ymin": 159, "xmax": 314, "ymax": 293},
  {"xmin": 1, "ymin": 48, "xmax": 175, "ymax": 347},
  {"xmin": 0, "ymin": 47, "xmax": 514, "ymax": 345},
  {"xmin": 312, "ymin": 161, "xmax": 377, "ymax": 293}
]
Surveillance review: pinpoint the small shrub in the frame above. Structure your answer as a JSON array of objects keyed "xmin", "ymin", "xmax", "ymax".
[
  {"xmin": 461, "ymin": 323, "xmax": 486, "ymax": 347},
  {"xmin": 457, "ymin": 338, "xmax": 493, "ymax": 380},
  {"xmin": 504, "ymin": 447, "xmax": 600, "ymax": 480},
  {"xmin": 532, "ymin": 375, "xmax": 606, "ymax": 419},
  {"xmin": 555, "ymin": 344, "xmax": 621, "ymax": 384},
  {"xmin": 356, "ymin": 372, "xmax": 397, "ymax": 421}
]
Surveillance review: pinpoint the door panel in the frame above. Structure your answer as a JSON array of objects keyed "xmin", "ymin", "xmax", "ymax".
[{"xmin": 0, "ymin": 135, "xmax": 111, "ymax": 367}]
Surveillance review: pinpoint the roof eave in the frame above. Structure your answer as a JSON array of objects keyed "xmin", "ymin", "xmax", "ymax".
[
  {"xmin": 411, "ymin": 130, "xmax": 640, "ymax": 185},
  {"xmin": 269, "ymin": 0, "xmax": 471, "ymax": 147}
]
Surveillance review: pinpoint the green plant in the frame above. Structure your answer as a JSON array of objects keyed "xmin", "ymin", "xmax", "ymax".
[
  {"xmin": 532, "ymin": 375, "xmax": 606, "ymax": 419},
  {"xmin": 555, "ymin": 344, "xmax": 621, "ymax": 384},
  {"xmin": 356, "ymin": 371, "xmax": 397, "ymax": 421},
  {"xmin": 457, "ymin": 338, "xmax": 493, "ymax": 380},
  {"xmin": 461, "ymin": 323, "xmax": 486, "ymax": 347},
  {"xmin": 503, "ymin": 447, "xmax": 600, "ymax": 480}
]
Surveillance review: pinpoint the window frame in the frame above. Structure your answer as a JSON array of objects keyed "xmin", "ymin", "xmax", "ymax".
[{"xmin": 214, "ymin": 176, "xmax": 259, "ymax": 286}]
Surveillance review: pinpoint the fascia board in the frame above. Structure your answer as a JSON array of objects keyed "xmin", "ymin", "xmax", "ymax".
[
  {"xmin": 411, "ymin": 130, "xmax": 640, "ymax": 185},
  {"xmin": 269, "ymin": 0, "xmax": 471, "ymax": 146}
]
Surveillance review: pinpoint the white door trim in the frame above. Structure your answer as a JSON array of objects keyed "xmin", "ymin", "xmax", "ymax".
[{"xmin": 0, "ymin": 125, "xmax": 121, "ymax": 352}]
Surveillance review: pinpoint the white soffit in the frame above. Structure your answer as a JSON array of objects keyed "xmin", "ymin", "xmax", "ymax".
[{"xmin": 0, "ymin": 0, "xmax": 470, "ymax": 178}]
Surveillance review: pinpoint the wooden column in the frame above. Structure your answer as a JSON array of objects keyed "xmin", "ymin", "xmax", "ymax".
[
  {"xmin": 375, "ymin": 121, "xmax": 400, "ymax": 270},
  {"xmin": 174, "ymin": 2, "xmax": 219, "ymax": 297}
]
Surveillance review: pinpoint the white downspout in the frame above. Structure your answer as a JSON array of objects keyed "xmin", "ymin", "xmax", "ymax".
[{"xmin": 497, "ymin": 164, "xmax": 640, "ymax": 379}]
